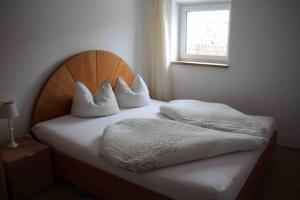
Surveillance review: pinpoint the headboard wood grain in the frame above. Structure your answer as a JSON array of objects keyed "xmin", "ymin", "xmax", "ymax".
[{"xmin": 31, "ymin": 50, "xmax": 135, "ymax": 126}]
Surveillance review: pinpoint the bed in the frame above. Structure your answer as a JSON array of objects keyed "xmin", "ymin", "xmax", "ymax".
[{"xmin": 31, "ymin": 50, "xmax": 276, "ymax": 200}]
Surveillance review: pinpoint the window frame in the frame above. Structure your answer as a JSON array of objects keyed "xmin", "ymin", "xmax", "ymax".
[{"xmin": 179, "ymin": 2, "xmax": 231, "ymax": 64}]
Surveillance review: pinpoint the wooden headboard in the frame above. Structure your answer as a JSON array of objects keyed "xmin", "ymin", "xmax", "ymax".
[{"xmin": 31, "ymin": 50, "xmax": 135, "ymax": 126}]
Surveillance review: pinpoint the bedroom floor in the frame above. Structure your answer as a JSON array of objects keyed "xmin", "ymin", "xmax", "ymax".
[{"xmin": 30, "ymin": 146, "xmax": 300, "ymax": 200}]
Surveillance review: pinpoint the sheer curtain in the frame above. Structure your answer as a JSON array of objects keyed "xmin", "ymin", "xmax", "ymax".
[{"xmin": 150, "ymin": 0, "xmax": 176, "ymax": 101}]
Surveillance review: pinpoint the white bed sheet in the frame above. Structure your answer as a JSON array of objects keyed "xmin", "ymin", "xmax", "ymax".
[{"xmin": 32, "ymin": 100, "xmax": 275, "ymax": 200}]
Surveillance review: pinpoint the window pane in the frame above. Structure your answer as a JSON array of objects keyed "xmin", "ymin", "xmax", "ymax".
[{"xmin": 186, "ymin": 10, "xmax": 229, "ymax": 57}]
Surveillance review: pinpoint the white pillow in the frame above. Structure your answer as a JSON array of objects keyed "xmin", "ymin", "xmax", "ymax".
[
  {"xmin": 71, "ymin": 81, "xmax": 119, "ymax": 117},
  {"xmin": 114, "ymin": 74, "xmax": 151, "ymax": 108}
]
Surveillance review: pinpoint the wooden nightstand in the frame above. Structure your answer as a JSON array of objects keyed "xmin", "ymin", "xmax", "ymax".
[
  {"xmin": 0, "ymin": 148, "xmax": 8, "ymax": 200},
  {"xmin": 1, "ymin": 138, "xmax": 53, "ymax": 200}
]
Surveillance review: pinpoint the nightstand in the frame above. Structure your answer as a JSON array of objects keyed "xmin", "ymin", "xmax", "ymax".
[
  {"xmin": 0, "ymin": 148, "xmax": 8, "ymax": 200},
  {"xmin": 1, "ymin": 138, "xmax": 53, "ymax": 200}
]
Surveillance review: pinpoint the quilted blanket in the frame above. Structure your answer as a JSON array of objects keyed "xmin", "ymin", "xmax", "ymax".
[
  {"xmin": 99, "ymin": 118, "xmax": 266, "ymax": 172},
  {"xmin": 160, "ymin": 100, "xmax": 269, "ymax": 138}
]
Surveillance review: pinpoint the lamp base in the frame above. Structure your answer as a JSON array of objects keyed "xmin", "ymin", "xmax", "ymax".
[{"xmin": 8, "ymin": 140, "xmax": 19, "ymax": 149}]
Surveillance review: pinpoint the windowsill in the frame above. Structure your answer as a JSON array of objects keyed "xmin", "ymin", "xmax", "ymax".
[{"xmin": 171, "ymin": 61, "xmax": 229, "ymax": 68}]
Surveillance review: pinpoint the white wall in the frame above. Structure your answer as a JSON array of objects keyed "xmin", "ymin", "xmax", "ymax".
[
  {"xmin": 1, "ymin": 0, "xmax": 299, "ymax": 148},
  {"xmin": 0, "ymin": 0, "xmax": 154, "ymax": 143},
  {"xmin": 172, "ymin": 0, "xmax": 300, "ymax": 148}
]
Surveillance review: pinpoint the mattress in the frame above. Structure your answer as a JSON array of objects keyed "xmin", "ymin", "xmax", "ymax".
[{"xmin": 32, "ymin": 100, "xmax": 276, "ymax": 200}]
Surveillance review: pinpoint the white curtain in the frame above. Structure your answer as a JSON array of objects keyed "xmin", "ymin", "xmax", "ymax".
[{"xmin": 150, "ymin": 0, "xmax": 176, "ymax": 101}]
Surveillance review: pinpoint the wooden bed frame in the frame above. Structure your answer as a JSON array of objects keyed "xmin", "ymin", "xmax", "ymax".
[{"xmin": 31, "ymin": 50, "xmax": 276, "ymax": 200}]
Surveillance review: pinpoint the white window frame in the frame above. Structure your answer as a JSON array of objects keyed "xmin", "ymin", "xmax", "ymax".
[{"xmin": 180, "ymin": 2, "xmax": 231, "ymax": 63}]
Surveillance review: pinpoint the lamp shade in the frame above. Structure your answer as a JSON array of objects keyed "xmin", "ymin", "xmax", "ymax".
[{"xmin": 0, "ymin": 101, "xmax": 19, "ymax": 119}]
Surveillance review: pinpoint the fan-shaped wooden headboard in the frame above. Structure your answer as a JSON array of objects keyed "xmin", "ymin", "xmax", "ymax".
[{"xmin": 31, "ymin": 50, "xmax": 135, "ymax": 126}]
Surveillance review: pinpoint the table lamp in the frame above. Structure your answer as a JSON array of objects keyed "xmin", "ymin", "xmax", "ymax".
[{"xmin": 0, "ymin": 100, "xmax": 19, "ymax": 148}]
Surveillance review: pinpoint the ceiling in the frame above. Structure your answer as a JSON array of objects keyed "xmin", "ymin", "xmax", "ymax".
[{"xmin": 176, "ymin": 0, "xmax": 231, "ymax": 5}]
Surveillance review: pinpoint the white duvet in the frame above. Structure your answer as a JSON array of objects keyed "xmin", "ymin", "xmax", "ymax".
[
  {"xmin": 160, "ymin": 100, "xmax": 269, "ymax": 138},
  {"xmin": 99, "ymin": 118, "xmax": 266, "ymax": 172}
]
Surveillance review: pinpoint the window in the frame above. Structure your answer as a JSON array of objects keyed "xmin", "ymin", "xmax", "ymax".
[{"xmin": 180, "ymin": 3, "xmax": 230, "ymax": 63}]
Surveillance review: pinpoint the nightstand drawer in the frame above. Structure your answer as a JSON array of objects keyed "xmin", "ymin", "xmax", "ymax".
[{"xmin": 3, "ymin": 143, "xmax": 53, "ymax": 200}]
